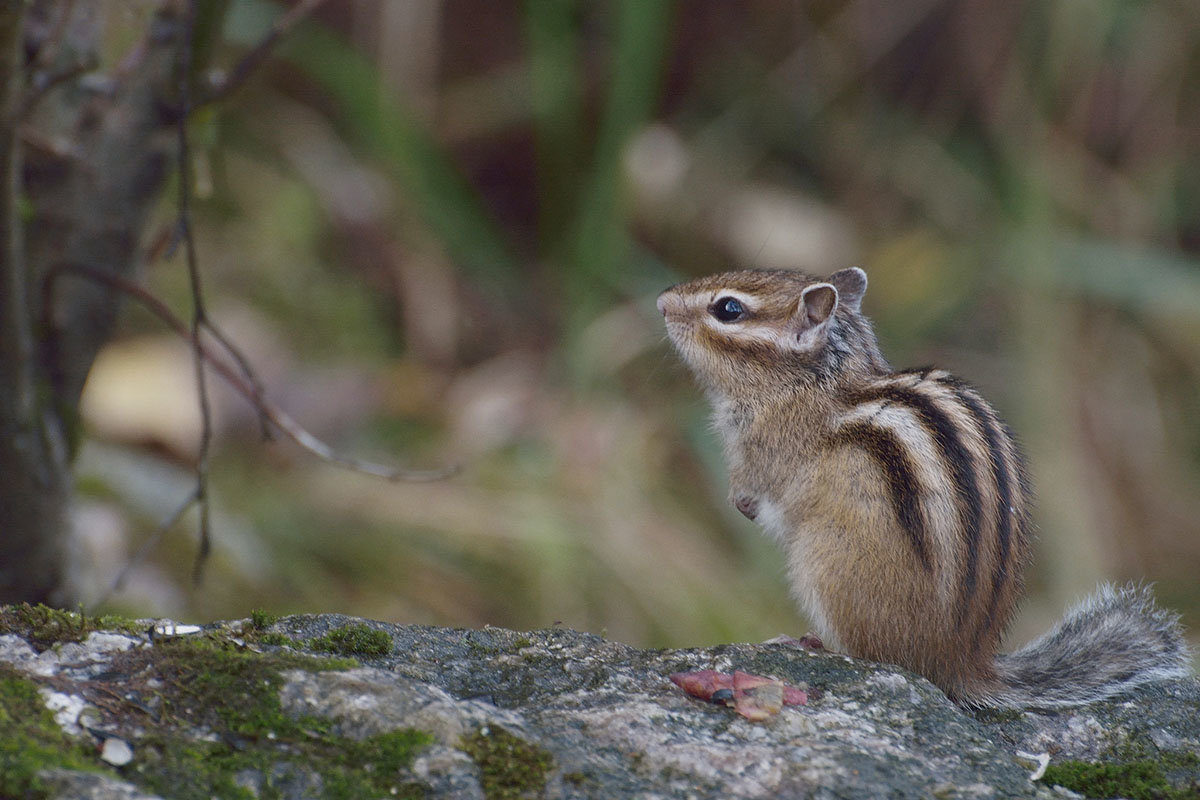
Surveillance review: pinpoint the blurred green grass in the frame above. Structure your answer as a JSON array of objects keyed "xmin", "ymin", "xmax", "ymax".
[{"xmin": 77, "ymin": 0, "xmax": 1200, "ymax": 655}]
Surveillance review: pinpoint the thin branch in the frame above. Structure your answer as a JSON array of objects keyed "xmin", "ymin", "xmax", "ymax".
[
  {"xmin": 197, "ymin": 0, "xmax": 330, "ymax": 108},
  {"xmin": 178, "ymin": 0, "xmax": 213, "ymax": 587},
  {"xmin": 41, "ymin": 262, "xmax": 459, "ymax": 483},
  {"xmin": 135, "ymin": 0, "xmax": 329, "ymax": 445},
  {"xmin": 198, "ymin": 306, "xmax": 274, "ymax": 441},
  {"xmin": 36, "ymin": 0, "xmax": 452, "ymax": 603},
  {"xmin": 93, "ymin": 486, "xmax": 201, "ymax": 611},
  {"xmin": 155, "ymin": 220, "xmax": 272, "ymax": 441}
]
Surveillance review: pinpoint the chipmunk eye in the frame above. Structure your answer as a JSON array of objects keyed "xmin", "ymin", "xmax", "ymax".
[{"xmin": 710, "ymin": 296, "xmax": 746, "ymax": 323}]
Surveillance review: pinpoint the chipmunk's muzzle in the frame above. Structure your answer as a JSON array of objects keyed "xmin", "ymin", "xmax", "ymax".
[{"xmin": 656, "ymin": 288, "xmax": 684, "ymax": 317}]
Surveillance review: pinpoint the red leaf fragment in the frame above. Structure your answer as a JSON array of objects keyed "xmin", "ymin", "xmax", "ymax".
[
  {"xmin": 736, "ymin": 681, "xmax": 784, "ymax": 721},
  {"xmin": 731, "ymin": 670, "xmax": 774, "ymax": 690},
  {"xmin": 781, "ymin": 685, "xmax": 809, "ymax": 705},
  {"xmin": 764, "ymin": 633, "xmax": 824, "ymax": 650},
  {"xmin": 669, "ymin": 669, "xmax": 730, "ymax": 701},
  {"xmin": 669, "ymin": 669, "xmax": 808, "ymax": 720},
  {"xmin": 795, "ymin": 634, "xmax": 824, "ymax": 650}
]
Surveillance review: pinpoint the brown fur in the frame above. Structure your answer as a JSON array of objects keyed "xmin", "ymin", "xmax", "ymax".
[{"xmin": 658, "ymin": 268, "xmax": 1188, "ymax": 707}]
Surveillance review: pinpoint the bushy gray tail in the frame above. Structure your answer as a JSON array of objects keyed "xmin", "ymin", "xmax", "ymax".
[{"xmin": 987, "ymin": 584, "xmax": 1191, "ymax": 710}]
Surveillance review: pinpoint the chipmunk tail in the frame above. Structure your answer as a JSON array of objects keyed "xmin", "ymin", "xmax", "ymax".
[{"xmin": 977, "ymin": 584, "xmax": 1191, "ymax": 709}]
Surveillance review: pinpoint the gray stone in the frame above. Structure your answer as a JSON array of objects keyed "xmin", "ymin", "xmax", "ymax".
[
  {"xmin": 1, "ymin": 613, "xmax": 1196, "ymax": 799},
  {"xmin": 40, "ymin": 769, "xmax": 164, "ymax": 800}
]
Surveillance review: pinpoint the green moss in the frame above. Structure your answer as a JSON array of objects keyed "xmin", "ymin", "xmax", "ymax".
[
  {"xmin": 308, "ymin": 623, "xmax": 392, "ymax": 658},
  {"xmin": 121, "ymin": 636, "xmax": 429, "ymax": 799},
  {"xmin": 1, "ymin": 620, "xmax": 433, "ymax": 798},
  {"xmin": 459, "ymin": 725, "xmax": 553, "ymax": 800},
  {"xmin": 328, "ymin": 730, "xmax": 433, "ymax": 799},
  {"xmin": 129, "ymin": 737, "xmax": 270, "ymax": 800},
  {"xmin": 1042, "ymin": 735, "xmax": 1200, "ymax": 799},
  {"xmin": 248, "ymin": 609, "xmax": 280, "ymax": 630},
  {"xmin": 1042, "ymin": 759, "xmax": 1190, "ymax": 800},
  {"xmin": 0, "ymin": 664, "xmax": 99, "ymax": 797},
  {"xmin": 465, "ymin": 639, "xmax": 503, "ymax": 658},
  {"xmin": 1161, "ymin": 750, "xmax": 1200, "ymax": 772},
  {"xmin": 146, "ymin": 635, "xmax": 345, "ymax": 736},
  {"xmin": 132, "ymin": 727, "xmax": 431, "ymax": 800},
  {"xmin": 255, "ymin": 632, "xmax": 300, "ymax": 648},
  {"xmin": 562, "ymin": 771, "xmax": 590, "ymax": 786},
  {"xmin": 0, "ymin": 603, "xmax": 142, "ymax": 650},
  {"xmin": 1110, "ymin": 740, "xmax": 1200, "ymax": 772},
  {"xmin": 237, "ymin": 612, "xmax": 300, "ymax": 649}
]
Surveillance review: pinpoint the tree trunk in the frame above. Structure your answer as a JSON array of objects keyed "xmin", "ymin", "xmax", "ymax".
[
  {"xmin": 0, "ymin": 1, "xmax": 187, "ymax": 604},
  {"xmin": 0, "ymin": 1, "xmax": 69, "ymax": 604}
]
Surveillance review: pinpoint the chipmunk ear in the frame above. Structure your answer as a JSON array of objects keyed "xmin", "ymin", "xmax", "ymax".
[
  {"xmin": 828, "ymin": 267, "xmax": 867, "ymax": 312},
  {"xmin": 786, "ymin": 282, "xmax": 838, "ymax": 349},
  {"xmin": 799, "ymin": 283, "xmax": 838, "ymax": 328}
]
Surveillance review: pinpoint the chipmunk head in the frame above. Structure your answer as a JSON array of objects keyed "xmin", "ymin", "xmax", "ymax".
[{"xmin": 657, "ymin": 267, "xmax": 886, "ymax": 398}]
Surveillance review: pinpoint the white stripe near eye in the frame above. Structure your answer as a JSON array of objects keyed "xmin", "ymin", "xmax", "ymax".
[
  {"xmin": 705, "ymin": 320, "xmax": 779, "ymax": 343},
  {"xmin": 708, "ymin": 289, "xmax": 757, "ymax": 308}
]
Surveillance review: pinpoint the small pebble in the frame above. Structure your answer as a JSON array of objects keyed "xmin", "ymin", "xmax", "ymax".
[{"xmin": 100, "ymin": 736, "xmax": 134, "ymax": 766}]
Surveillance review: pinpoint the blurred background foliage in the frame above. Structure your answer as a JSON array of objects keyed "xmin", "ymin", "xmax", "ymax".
[{"xmin": 77, "ymin": 0, "xmax": 1200, "ymax": 654}]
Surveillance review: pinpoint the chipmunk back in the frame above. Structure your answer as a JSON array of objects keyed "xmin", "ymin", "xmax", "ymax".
[{"xmin": 658, "ymin": 267, "xmax": 1189, "ymax": 707}]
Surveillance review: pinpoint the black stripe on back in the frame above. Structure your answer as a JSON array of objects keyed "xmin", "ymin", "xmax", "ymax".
[
  {"xmin": 831, "ymin": 422, "xmax": 932, "ymax": 572},
  {"xmin": 844, "ymin": 382, "xmax": 984, "ymax": 622},
  {"xmin": 895, "ymin": 365, "xmax": 937, "ymax": 381},
  {"xmin": 937, "ymin": 375, "xmax": 1016, "ymax": 644}
]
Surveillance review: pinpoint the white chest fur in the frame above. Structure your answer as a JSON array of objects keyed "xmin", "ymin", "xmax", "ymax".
[{"xmin": 752, "ymin": 496, "xmax": 836, "ymax": 646}]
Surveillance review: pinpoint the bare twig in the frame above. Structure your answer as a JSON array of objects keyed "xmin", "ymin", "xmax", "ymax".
[
  {"xmin": 95, "ymin": 486, "xmax": 201, "ymax": 609},
  {"xmin": 41, "ymin": 262, "xmax": 459, "ymax": 484},
  {"xmin": 47, "ymin": 259, "xmax": 457, "ymax": 610},
  {"xmin": 197, "ymin": 306, "xmax": 274, "ymax": 442},
  {"xmin": 198, "ymin": 0, "xmax": 331, "ymax": 444},
  {"xmin": 197, "ymin": 0, "xmax": 330, "ymax": 107},
  {"xmin": 38, "ymin": 0, "xmax": 451, "ymax": 602},
  {"xmin": 155, "ymin": 222, "xmax": 272, "ymax": 441},
  {"xmin": 178, "ymin": 0, "xmax": 213, "ymax": 587}
]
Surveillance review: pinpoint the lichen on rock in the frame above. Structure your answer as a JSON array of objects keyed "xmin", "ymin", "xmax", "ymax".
[{"xmin": 1, "ymin": 605, "xmax": 1197, "ymax": 799}]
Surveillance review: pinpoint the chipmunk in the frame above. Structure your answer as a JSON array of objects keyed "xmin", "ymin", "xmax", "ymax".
[{"xmin": 658, "ymin": 267, "xmax": 1190, "ymax": 708}]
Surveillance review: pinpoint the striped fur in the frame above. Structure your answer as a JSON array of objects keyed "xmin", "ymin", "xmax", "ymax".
[
  {"xmin": 841, "ymin": 375, "xmax": 993, "ymax": 628},
  {"xmin": 659, "ymin": 268, "xmax": 1189, "ymax": 707},
  {"xmin": 828, "ymin": 421, "xmax": 932, "ymax": 572}
]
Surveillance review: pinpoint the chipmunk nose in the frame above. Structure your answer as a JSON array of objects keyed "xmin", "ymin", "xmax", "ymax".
[{"xmin": 656, "ymin": 289, "xmax": 681, "ymax": 316}]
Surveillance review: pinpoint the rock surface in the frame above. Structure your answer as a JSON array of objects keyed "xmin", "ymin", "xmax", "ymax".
[{"xmin": 0, "ymin": 607, "xmax": 1197, "ymax": 799}]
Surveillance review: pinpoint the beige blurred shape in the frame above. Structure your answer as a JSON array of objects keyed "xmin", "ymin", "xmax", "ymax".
[{"xmin": 80, "ymin": 336, "xmax": 204, "ymax": 458}]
